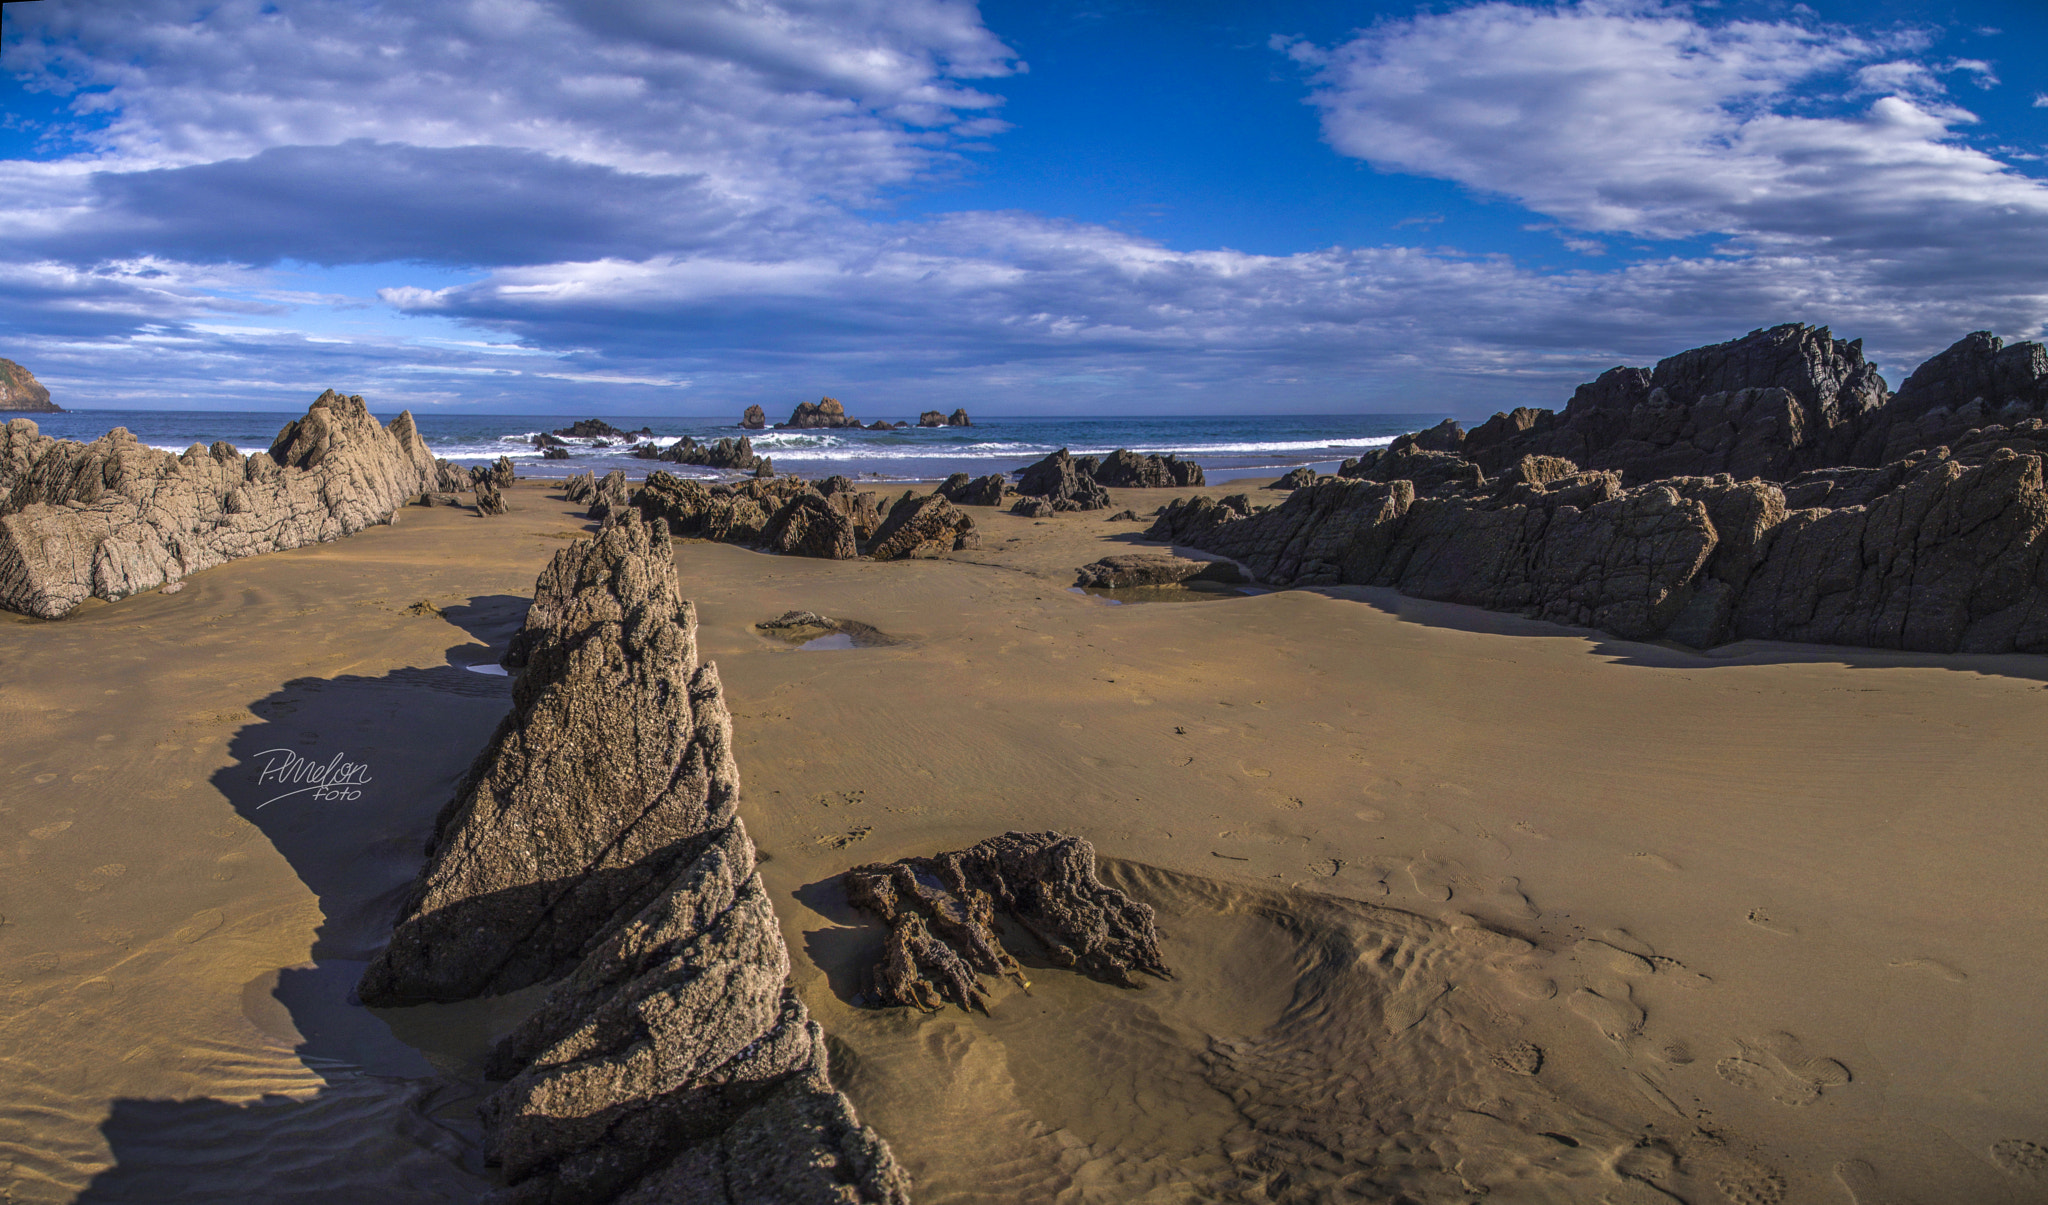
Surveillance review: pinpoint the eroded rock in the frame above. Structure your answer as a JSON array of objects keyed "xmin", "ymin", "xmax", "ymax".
[{"xmin": 844, "ymin": 832, "xmax": 1170, "ymax": 1012}]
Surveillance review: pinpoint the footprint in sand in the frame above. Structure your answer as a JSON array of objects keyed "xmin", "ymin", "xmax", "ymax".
[
  {"xmin": 173, "ymin": 908, "xmax": 225, "ymax": 945},
  {"xmin": 1744, "ymin": 907, "xmax": 1797, "ymax": 936},
  {"xmin": 1490, "ymin": 1041, "xmax": 1544, "ymax": 1076},
  {"xmin": 1487, "ymin": 876, "xmax": 1539, "ymax": 920},
  {"xmin": 1713, "ymin": 1163, "xmax": 1789, "ymax": 1205},
  {"xmin": 1991, "ymin": 1139, "xmax": 2048, "ymax": 1179},
  {"xmin": 1834, "ymin": 1158, "xmax": 1917, "ymax": 1204},
  {"xmin": 1405, "ymin": 858, "xmax": 1453, "ymax": 902},
  {"xmin": 1887, "ymin": 956, "xmax": 1967, "ymax": 983},
  {"xmin": 1569, "ymin": 985, "xmax": 1644, "ymax": 1043},
  {"xmin": 1716, "ymin": 1032, "xmax": 1850, "ymax": 1106},
  {"xmin": 1306, "ymin": 858, "xmax": 1344, "ymax": 878},
  {"xmin": 1631, "ymin": 851, "xmax": 1682, "ymax": 872}
]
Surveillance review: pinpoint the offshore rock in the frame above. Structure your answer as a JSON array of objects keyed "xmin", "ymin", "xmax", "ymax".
[
  {"xmin": 1015, "ymin": 449, "xmax": 1110, "ymax": 511},
  {"xmin": 740, "ymin": 405, "xmax": 766, "ymax": 430},
  {"xmin": 917, "ymin": 409, "xmax": 972, "ymax": 428},
  {"xmin": 1091, "ymin": 449, "xmax": 1204, "ymax": 489},
  {"xmin": 0, "ymin": 391, "xmax": 435, "ymax": 619},
  {"xmin": 844, "ymin": 832, "xmax": 1171, "ymax": 1012},
  {"xmin": 555, "ymin": 420, "xmax": 653, "ymax": 441},
  {"xmin": 783, "ymin": 397, "xmax": 864, "ymax": 429},
  {"xmin": 0, "ymin": 359, "xmax": 59, "ymax": 412}
]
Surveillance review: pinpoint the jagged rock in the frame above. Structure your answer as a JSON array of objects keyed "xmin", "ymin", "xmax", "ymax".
[
  {"xmin": 740, "ymin": 405, "xmax": 766, "ymax": 430},
  {"xmin": 0, "ymin": 359, "xmax": 59, "ymax": 412},
  {"xmin": 782, "ymin": 398, "xmax": 864, "ymax": 429},
  {"xmin": 556, "ymin": 419, "xmax": 654, "ymax": 441},
  {"xmin": 535, "ymin": 433, "xmax": 571, "ymax": 449},
  {"xmin": 868, "ymin": 492, "xmax": 977, "ymax": 560},
  {"xmin": 1853, "ymin": 331, "xmax": 2048, "ymax": 464},
  {"xmin": 0, "ymin": 391, "xmax": 436, "ymax": 618},
  {"xmin": 1011, "ymin": 498, "xmax": 1055, "ymax": 519},
  {"xmin": 475, "ymin": 479, "xmax": 509, "ymax": 516},
  {"xmin": 543, "ymin": 447, "xmax": 571, "ymax": 460},
  {"xmin": 1075, "ymin": 553, "xmax": 1241, "ymax": 589},
  {"xmin": 490, "ymin": 456, "xmax": 517, "ymax": 488},
  {"xmin": 1014, "ymin": 449, "xmax": 1110, "ymax": 511},
  {"xmin": 1105, "ymin": 509, "xmax": 1139, "ymax": 521},
  {"xmin": 1338, "ymin": 446, "xmax": 1485, "ymax": 493},
  {"xmin": 657, "ymin": 435, "xmax": 768, "ymax": 472},
  {"xmin": 562, "ymin": 470, "xmax": 597, "ymax": 504},
  {"xmin": 918, "ymin": 413, "xmax": 944, "ymax": 426},
  {"xmin": 935, "ymin": 473, "xmax": 1006, "ymax": 507},
  {"xmin": 1091, "ymin": 449, "xmax": 1204, "ymax": 489},
  {"xmin": 588, "ymin": 470, "xmax": 631, "ymax": 522},
  {"xmin": 1267, "ymin": 467, "xmax": 1316, "ymax": 490},
  {"xmin": 844, "ymin": 832, "xmax": 1170, "ymax": 1012},
  {"xmin": 436, "ymin": 459, "xmax": 473, "ymax": 493},
  {"xmin": 948, "ymin": 408, "xmax": 971, "ymax": 427},
  {"xmin": 358, "ymin": 513, "xmax": 906, "ymax": 1203},
  {"xmin": 761, "ymin": 493, "xmax": 858, "ymax": 560}
]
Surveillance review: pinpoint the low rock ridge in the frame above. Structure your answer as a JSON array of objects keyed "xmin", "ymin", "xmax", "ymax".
[
  {"xmin": 358, "ymin": 512, "xmax": 910, "ymax": 1204},
  {"xmin": 632, "ymin": 434, "xmax": 772, "ymax": 474},
  {"xmin": 1358, "ymin": 325, "xmax": 2048, "ymax": 489},
  {"xmin": 0, "ymin": 358, "xmax": 59, "ymax": 412},
  {"xmin": 1010, "ymin": 448, "xmax": 1204, "ymax": 514},
  {"xmin": 1153, "ymin": 445, "xmax": 2048, "ymax": 655},
  {"xmin": 916, "ymin": 409, "xmax": 972, "ymax": 427},
  {"xmin": 0, "ymin": 390, "xmax": 447, "ymax": 618},
  {"xmin": 842, "ymin": 832, "xmax": 1171, "ymax": 1013},
  {"xmin": 630, "ymin": 471, "xmax": 976, "ymax": 562}
]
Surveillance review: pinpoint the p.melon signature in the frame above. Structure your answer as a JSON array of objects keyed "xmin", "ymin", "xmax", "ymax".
[{"xmin": 252, "ymin": 748, "xmax": 372, "ymax": 808}]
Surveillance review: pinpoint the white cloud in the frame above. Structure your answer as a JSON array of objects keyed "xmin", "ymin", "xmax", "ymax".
[{"xmin": 1289, "ymin": 1, "xmax": 2048, "ymax": 268}]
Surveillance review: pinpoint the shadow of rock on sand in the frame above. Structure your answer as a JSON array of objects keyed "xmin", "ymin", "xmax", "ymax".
[{"xmin": 76, "ymin": 597, "xmax": 534, "ymax": 1202}]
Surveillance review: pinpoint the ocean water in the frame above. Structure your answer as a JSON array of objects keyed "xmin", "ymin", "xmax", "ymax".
[{"xmin": 13, "ymin": 410, "xmax": 1445, "ymax": 483}]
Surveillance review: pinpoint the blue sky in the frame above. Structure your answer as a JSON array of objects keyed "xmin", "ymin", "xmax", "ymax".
[{"xmin": 2, "ymin": 0, "xmax": 2046, "ymax": 416}]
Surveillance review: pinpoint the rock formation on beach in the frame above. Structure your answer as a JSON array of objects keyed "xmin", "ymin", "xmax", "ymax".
[
  {"xmin": 1154, "ymin": 325, "xmax": 2048, "ymax": 655},
  {"xmin": 358, "ymin": 512, "xmax": 909, "ymax": 1204},
  {"xmin": 1075, "ymin": 553, "xmax": 1242, "ymax": 590},
  {"xmin": 781, "ymin": 397, "xmax": 865, "ymax": 429},
  {"xmin": 630, "ymin": 471, "xmax": 976, "ymax": 562},
  {"xmin": 0, "ymin": 390, "xmax": 440, "ymax": 618},
  {"xmin": 1012, "ymin": 449, "xmax": 1112, "ymax": 512},
  {"xmin": 740, "ymin": 404, "xmax": 767, "ymax": 430},
  {"xmin": 1092, "ymin": 449, "xmax": 1203, "ymax": 489},
  {"xmin": 0, "ymin": 359, "xmax": 59, "ymax": 412},
  {"xmin": 934, "ymin": 472, "xmax": 1008, "ymax": 507},
  {"xmin": 844, "ymin": 832, "xmax": 1171, "ymax": 1013}
]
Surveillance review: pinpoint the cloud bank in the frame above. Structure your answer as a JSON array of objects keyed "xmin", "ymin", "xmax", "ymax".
[{"xmin": 1, "ymin": 0, "xmax": 2044, "ymax": 414}]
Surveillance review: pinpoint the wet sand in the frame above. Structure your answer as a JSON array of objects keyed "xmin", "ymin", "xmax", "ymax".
[{"xmin": 2, "ymin": 477, "xmax": 2045, "ymax": 1202}]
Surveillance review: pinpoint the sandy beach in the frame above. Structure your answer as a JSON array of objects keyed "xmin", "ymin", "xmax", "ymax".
[{"xmin": 4, "ymin": 474, "xmax": 2046, "ymax": 1203}]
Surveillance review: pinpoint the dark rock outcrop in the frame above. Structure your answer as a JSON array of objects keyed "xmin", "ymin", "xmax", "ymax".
[
  {"xmin": 740, "ymin": 405, "xmax": 766, "ymax": 430},
  {"xmin": 1091, "ymin": 449, "xmax": 1204, "ymax": 489},
  {"xmin": 588, "ymin": 469, "xmax": 631, "ymax": 522},
  {"xmin": 934, "ymin": 472, "xmax": 1007, "ymax": 507},
  {"xmin": 0, "ymin": 391, "xmax": 436, "ymax": 618},
  {"xmin": 1075, "ymin": 553, "xmax": 1241, "ymax": 589},
  {"xmin": 1850, "ymin": 331, "xmax": 2048, "ymax": 465},
  {"xmin": 1014, "ymin": 449, "xmax": 1110, "ymax": 511},
  {"xmin": 1267, "ymin": 467, "xmax": 1316, "ymax": 490},
  {"xmin": 844, "ymin": 832, "xmax": 1170, "ymax": 1012},
  {"xmin": 555, "ymin": 419, "xmax": 653, "ymax": 441},
  {"xmin": 562, "ymin": 470, "xmax": 596, "ymax": 504},
  {"xmin": 649, "ymin": 435, "xmax": 769, "ymax": 473},
  {"xmin": 0, "ymin": 359, "xmax": 59, "ymax": 412},
  {"xmin": 867, "ymin": 492, "xmax": 978, "ymax": 560},
  {"xmin": 358, "ymin": 513, "xmax": 907, "ymax": 1203},
  {"xmin": 434, "ymin": 459, "xmax": 473, "ymax": 494},
  {"xmin": 474, "ymin": 479, "xmax": 509, "ymax": 515},
  {"xmin": 917, "ymin": 409, "xmax": 972, "ymax": 428},
  {"xmin": 542, "ymin": 447, "xmax": 571, "ymax": 460},
  {"xmin": 760, "ymin": 492, "xmax": 857, "ymax": 560},
  {"xmin": 782, "ymin": 398, "xmax": 864, "ymax": 429}
]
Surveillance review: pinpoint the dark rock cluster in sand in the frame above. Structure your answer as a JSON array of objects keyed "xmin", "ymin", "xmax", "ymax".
[
  {"xmin": 358, "ymin": 511, "xmax": 909, "ymax": 1205},
  {"xmin": 934, "ymin": 472, "xmax": 1010, "ymax": 507},
  {"xmin": 1075, "ymin": 553, "xmax": 1243, "ymax": 590},
  {"xmin": 0, "ymin": 358, "xmax": 59, "ymax": 412},
  {"xmin": 628, "ymin": 470, "xmax": 977, "ymax": 562},
  {"xmin": 0, "ymin": 390, "xmax": 477, "ymax": 618},
  {"xmin": 843, "ymin": 832, "xmax": 1171, "ymax": 1013},
  {"xmin": 1156, "ymin": 325, "xmax": 2048, "ymax": 655},
  {"xmin": 1010, "ymin": 448, "xmax": 1203, "ymax": 515}
]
